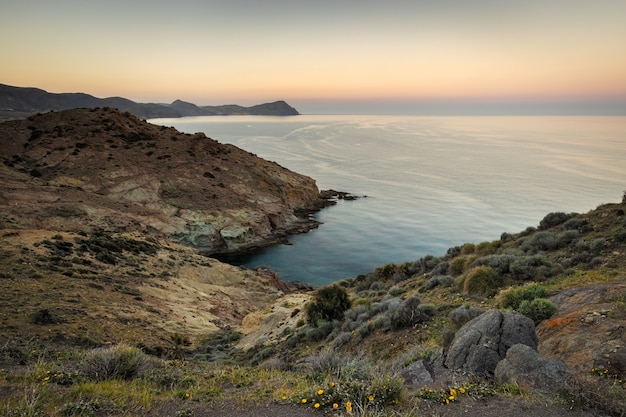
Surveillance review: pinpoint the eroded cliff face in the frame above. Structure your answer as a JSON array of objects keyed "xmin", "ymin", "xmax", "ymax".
[{"xmin": 0, "ymin": 108, "xmax": 321, "ymax": 255}]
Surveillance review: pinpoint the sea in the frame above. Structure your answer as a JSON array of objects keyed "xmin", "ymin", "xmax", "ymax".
[{"xmin": 149, "ymin": 115, "xmax": 626, "ymax": 286}]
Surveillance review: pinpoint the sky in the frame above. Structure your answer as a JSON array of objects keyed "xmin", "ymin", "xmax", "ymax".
[{"xmin": 2, "ymin": 0, "xmax": 626, "ymax": 114}]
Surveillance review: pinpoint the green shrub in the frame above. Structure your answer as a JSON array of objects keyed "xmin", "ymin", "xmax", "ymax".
[
  {"xmin": 497, "ymin": 283, "xmax": 548, "ymax": 309},
  {"xmin": 81, "ymin": 344, "xmax": 148, "ymax": 381},
  {"xmin": 307, "ymin": 285, "xmax": 351, "ymax": 326},
  {"xmin": 462, "ymin": 266, "xmax": 503, "ymax": 296},
  {"xmin": 509, "ymin": 255, "xmax": 550, "ymax": 281},
  {"xmin": 470, "ymin": 254, "xmax": 515, "ymax": 275},
  {"xmin": 460, "ymin": 243, "xmax": 475, "ymax": 255},
  {"xmin": 522, "ymin": 231, "xmax": 557, "ymax": 253},
  {"xmin": 539, "ymin": 212, "xmax": 571, "ymax": 230},
  {"xmin": 449, "ymin": 257, "xmax": 467, "ymax": 276},
  {"xmin": 516, "ymin": 298, "xmax": 558, "ymax": 324},
  {"xmin": 557, "ymin": 230, "xmax": 580, "ymax": 247}
]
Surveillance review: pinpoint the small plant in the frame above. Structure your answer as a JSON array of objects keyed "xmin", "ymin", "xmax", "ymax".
[
  {"xmin": 306, "ymin": 285, "xmax": 351, "ymax": 326},
  {"xmin": 390, "ymin": 296, "xmax": 434, "ymax": 329},
  {"xmin": 497, "ymin": 283, "xmax": 548, "ymax": 309},
  {"xmin": 516, "ymin": 298, "xmax": 558, "ymax": 324},
  {"xmin": 539, "ymin": 212, "xmax": 571, "ymax": 230},
  {"xmin": 31, "ymin": 308, "xmax": 61, "ymax": 325},
  {"xmin": 81, "ymin": 344, "xmax": 148, "ymax": 381},
  {"xmin": 462, "ymin": 266, "xmax": 503, "ymax": 296},
  {"xmin": 60, "ymin": 399, "xmax": 101, "ymax": 416}
]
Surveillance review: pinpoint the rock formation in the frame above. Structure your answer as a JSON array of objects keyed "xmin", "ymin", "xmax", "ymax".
[
  {"xmin": 537, "ymin": 282, "xmax": 626, "ymax": 379},
  {"xmin": 444, "ymin": 309, "xmax": 538, "ymax": 375},
  {"xmin": 494, "ymin": 343, "xmax": 569, "ymax": 391},
  {"xmin": 0, "ymin": 107, "xmax": 326, "ymax": 256}
]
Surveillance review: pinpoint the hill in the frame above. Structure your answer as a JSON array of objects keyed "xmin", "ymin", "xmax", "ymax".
[
  {"xmin": 0, "ymin": 107, "xmax": 328, "ymax": 257},
  {"xmin": 0, "ymin": 83, "xmax": 299, "ymax": 119},
  {"xmin": 0, "ymin": 109, "xmax": 625, "ymax": 416}
]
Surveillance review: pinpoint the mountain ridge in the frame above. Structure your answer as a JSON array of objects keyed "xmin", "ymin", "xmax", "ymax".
[{"xmin": 0, "ymin": 83, "xmax": 299, "ymax": 119}]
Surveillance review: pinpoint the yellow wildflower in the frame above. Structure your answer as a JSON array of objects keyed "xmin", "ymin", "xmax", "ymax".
[
  {"xmin": 185, "ymin": 393, "xmax": 190, "ymax": 398},
  {"xmin": 317, "ymin": 389, "xmax": 324, "ymax": 395},
  {"xmin": 333, "ymin": 403, "xmax": 339, "ymax": 409},
  {"xmin": 301, "ymin": 399, "xmax": 307, "ymax": 404},
  {"xmin": 445, "ymin": 399, "xmax": 449, "ymax": 405},
  {"xmin": 368, "ymin": 395, "xmax": 375, "ymax": 401},
  {"xmin": 448, "ymin": 395, "xmax": 455, "ymax": 401},
  {"xmin": 281, "ymin": 395, "xmax": 287, "ymax": 401},
  {"xmin": 346, "ymin": 401, "xmax": 353, "ymax": 413},
  {"xmin": 330, "ymin": 382, "xmax": 335, "ymax": 387},
  {"xmin": 314, "ymin": 403, "xmax": 320, "ymax": 409},
  {"xmin": 459, "ymin": 387, "xmax": 466, "ymax": 394},
  {"xmin": 450, "ymin": 389, "xmax": 457, "ymax": 396}
]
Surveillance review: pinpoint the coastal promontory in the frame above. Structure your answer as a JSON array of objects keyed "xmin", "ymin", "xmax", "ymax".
[{"xmin": 0, "ymin": 107, "xmax": 322, "ymax": 255}]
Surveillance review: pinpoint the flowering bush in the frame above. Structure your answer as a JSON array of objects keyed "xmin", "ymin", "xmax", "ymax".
[
  {"xmin": 418, "ymin": 383, "xmax": 495, "ymax": 404},
  {"xmin": 292, "ymin": 374, "xmax": 403, "ymax": 414}
]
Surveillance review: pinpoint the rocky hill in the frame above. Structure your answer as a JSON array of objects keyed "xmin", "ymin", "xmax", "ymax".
[
  {"xmin": 0, "ymin": 107, "xmax": 330, "ymax": 256},
  {"xmin": 0, "ymin": 83, "xmax": 299, "ymax": 119}
]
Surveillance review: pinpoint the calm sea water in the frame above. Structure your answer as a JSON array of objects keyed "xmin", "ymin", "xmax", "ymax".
[{"xmin": 150, "ymin": 115, "xmax": 626, "ymax": 286}]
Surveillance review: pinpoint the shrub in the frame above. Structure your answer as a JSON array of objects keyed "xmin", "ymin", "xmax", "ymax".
[
  {"xmin": 449, "ymin": 257, "xmax": 467, "ymax": 276},
  {"xmin": 497, "ymin": 283, "xmax": 548, "ymax": 310},
  {"xmin": 563, "ymin": 217, "xmax": 585, "ymax": 230},
  {"xmin": 470, "ymin": 254, "xmax": 515, "ymax": 275},
  {"xmin": 539, "ymin": 212, "xmax": 571, "ymax": 230},
  {"xmin": 614, "ymin": 228, "xmax": 626, "ymax": 243},
  {"xmin": 448, "ymin": 305, "xmax": 485, "ymax": 328},
  {"xmin": 32, "ymin": 308, "xmax": 61, "ymax": 325},
  {"xmin": 422, "ymin": 275, "xmax": 453, "ymax": 292},
  {"xmin": 460, "ymin": 243, "xmax": 475, "ymax": 255},
  {"xmin": 390, "ymin": 295, "xmax": 434, "ymax": 329},
  {"xmin": 557, "ymin": 230, "xmax": 580, "ymax": 247},
  {"xmin": 81, "ymin": 344, "xmax": 148, "ymax": 381},
  {"xmin": 522, "ymin": 231, "xmax": 557, "ymax": 253},
  {"xmin": 307, "ymin": 285, "xmax": 351, "ymax": 326},
  {"xmin": 509, "ymin": 255, "xmax": 550, "ymax": 281},
  {"xmin": 590, "ymin": 238, "xmax": 606, "ymax": 254},
  {"xmin": 462, "ymin": 266, "xmax": 503, "ymax": 296},
  {"xmin": 388, "ymin": 285, "xmax": 405, "ymax": 297},
  {"xmin": 500, "ymin": 232, "xmax": 514, "ymax": 242},
  {"xmin": 516, "ymin": 298, "xmax": 558, "ymax": 324}
]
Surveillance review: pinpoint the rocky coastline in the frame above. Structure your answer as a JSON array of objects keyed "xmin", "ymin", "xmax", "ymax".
[{"xmin": 0, "ymin": 107, "xmax": 348, "ymax": 257}]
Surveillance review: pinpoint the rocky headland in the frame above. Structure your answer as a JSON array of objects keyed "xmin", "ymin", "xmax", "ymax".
[
  {"xmin": 0, "ymin": 107, "xmax": 339, "ymax": 256},
  {"xmin": 0, "ymin": 83, "xmax": 300, "ymax": 120}
]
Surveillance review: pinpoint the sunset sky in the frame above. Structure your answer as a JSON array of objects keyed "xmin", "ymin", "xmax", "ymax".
[{"xmin": 2, "ymin": 0, "xmax": 626, "ymax": 114}]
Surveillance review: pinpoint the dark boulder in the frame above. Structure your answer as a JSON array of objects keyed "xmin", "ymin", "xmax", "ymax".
[
  {"xmin": 495, "ymin": 343, "xmax": 570, "ymax": 391},
  {"xmin": 444, "ymin": 309, "xmax": 538, "ymax": 376}
]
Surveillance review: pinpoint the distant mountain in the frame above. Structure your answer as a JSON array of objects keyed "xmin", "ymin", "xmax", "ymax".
[{"xmin": 0, "ymin": 84, "xmax": 299, "ymax": 119}]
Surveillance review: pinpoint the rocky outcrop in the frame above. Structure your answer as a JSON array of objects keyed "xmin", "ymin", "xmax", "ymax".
[
  {"xmin": 444, "ymin": 310, "xmax": 538, "ymax": 375},
  {"xmin": 494, "ymin": 343, "xmax": 569, "ymax": 391},
  {"xmin": 0, "ymin": 108, "xmax": 324, "ymax": 256},
  {"xmin": 537, "ymin": 282, "xmax": 626, "ymax": 378}
]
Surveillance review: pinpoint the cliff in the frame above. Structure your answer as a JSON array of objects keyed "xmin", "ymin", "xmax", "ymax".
[
  {"xmin": 0, "ymin": 83, "xmax": 300, "ymax": 119},
  {"xmin": 0, "ymin": 107, "xmax": 319, "ymax": 255}
]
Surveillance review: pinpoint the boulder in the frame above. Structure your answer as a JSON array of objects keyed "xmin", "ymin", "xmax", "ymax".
[
  {"xmin": 444, "ymin": 309, "xmax": 538, "ymax": 376},
  {"xmin": 495, "ymin": 343, "xmax": 570, "ymax": 391},
  {"xmin": 399, "ymin": 360, "xmax": 434, "ymax": 388}
]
